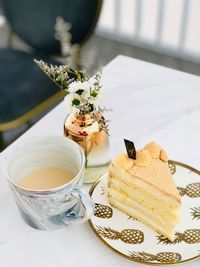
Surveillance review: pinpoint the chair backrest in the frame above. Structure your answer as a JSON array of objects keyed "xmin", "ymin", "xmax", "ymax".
[{"xmin": 2, "ymin": 0, "xmax": 102, "ymax": 54}]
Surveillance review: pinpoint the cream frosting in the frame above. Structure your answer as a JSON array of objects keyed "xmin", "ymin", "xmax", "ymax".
[
  {"xmin": 115, "ymin": 141, "xmax": 168, "ymax": 170},
  {"xmin": 111, "ymin": 141, "xmax": 181, "ymax": 203},
  {"xmin": 135, "ymin": 149, "xmax": 152, "ymax": 166},
  {"xmin": 144, "ymin": 141, "xmax": 162, "ymax": 159},
  {"xmin": 114, "ymin": 152, "xmax": 134, "ymax": 170}
]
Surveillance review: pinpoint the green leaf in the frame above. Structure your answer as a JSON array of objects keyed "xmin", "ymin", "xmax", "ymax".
[
  {"xmin": 72, "ymin": 98, "xmax": 80, "ymax": 106},
  {"xmin": 91, "ymin": 92, "xmax": 98, "ymax": 97}
]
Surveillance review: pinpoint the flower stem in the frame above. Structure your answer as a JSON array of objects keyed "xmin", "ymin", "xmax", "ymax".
[{"xmin": 84, "ymin": 136, "xmax": 88, "ymax": 168}]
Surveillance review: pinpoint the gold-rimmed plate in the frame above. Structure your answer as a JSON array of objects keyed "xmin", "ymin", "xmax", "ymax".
[{"xmin": 88, "ymin": 160, "xmax": 200, "ymax": 265}]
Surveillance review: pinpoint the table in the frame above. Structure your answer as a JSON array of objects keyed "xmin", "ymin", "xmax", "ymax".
[{"xmin": 0, "ymin": 55, "xmax": 200, "ymax": 267}]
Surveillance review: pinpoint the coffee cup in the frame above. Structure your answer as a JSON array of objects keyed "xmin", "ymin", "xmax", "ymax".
[{"xmin": 3, "ymin": 135, "xmax": 94, "ymax": 230}]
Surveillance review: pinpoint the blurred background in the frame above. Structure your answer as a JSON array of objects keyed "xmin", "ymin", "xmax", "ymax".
[
  {"xmin": 0, "ymin": 0, "xmax": 200, "ymax": 150},
  {"xmin": 96, "ymin": 0, "xmax": 200, "ymax": 73}
]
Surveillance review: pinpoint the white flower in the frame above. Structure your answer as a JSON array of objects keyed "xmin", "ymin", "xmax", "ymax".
[
  {"xmin": 81, "ymin": 89, "xmax": 90, "ymax": 99},
  {"xmin": 73, "ymin": 93, "xmax": 81, "ymax": 101},
  {"xmin": 68, "ymin": 81, "xmax": 79, "ymax": 92},
  {"xmin": 64, "ymin": 95, "xmax": 80, "ymax": 113},
  {"xmin": 65, "ymin": 73, "xmax": 102, "ymax": 114},
  {"xmin": 64, "ymin": 92, "xmax": 80, "ymax": 105},
  {"xmin": 68, "ymin": 81, "xmax": 90, "ymax": 93}
]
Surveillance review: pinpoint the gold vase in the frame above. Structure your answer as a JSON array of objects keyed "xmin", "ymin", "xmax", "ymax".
[{"xmin": 64, "ymin": 112, "xmax": 110, "ymax": 183}]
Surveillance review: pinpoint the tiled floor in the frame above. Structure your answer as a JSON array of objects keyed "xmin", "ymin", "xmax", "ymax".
[{"xmin": 1, "ymin": 32, "xmax": 200, "ymax": 150}]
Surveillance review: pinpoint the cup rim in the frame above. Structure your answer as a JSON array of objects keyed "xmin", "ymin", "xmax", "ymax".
[{"xmin": 3, "ymin": 135, "xmax": 85, "ymax": 193}]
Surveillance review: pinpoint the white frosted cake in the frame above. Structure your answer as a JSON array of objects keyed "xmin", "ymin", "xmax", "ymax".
[{"xmin": 107, "ymin": 141, "xmax": 181, "ymax": 241}]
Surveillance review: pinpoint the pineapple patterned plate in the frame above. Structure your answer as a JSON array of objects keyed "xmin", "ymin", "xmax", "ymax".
[{"xmin": 88, "ymin": 160, "xmax": 200, "ymax": 265}]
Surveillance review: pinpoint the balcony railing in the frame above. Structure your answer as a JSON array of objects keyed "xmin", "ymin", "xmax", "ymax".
[{"xmin": 97, "ymin": 0, "xmax": 200, "ymax": 63}]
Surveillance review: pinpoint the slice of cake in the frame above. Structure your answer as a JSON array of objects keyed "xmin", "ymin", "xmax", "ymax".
[{"xmin": 107, "ymin": 141, "xmax": 181, "ymax": 241}]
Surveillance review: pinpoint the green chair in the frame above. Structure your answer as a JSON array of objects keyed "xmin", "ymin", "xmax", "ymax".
[{"xmin": 0, "ymin": 0, "xmax": 102, "ymax": 149}]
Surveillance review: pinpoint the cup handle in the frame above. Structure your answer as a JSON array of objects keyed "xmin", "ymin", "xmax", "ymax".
[{"xmin": 60, "ymin": 188, "xmax": 94, "ymax": 224}]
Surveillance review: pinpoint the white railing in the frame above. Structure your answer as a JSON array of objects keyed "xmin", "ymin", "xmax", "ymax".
[{"xmin": 97, "ymin": 0, "xmax": 200, "ymax": 63}]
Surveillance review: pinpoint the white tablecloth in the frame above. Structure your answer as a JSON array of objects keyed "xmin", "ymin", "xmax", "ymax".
[{"xmin": 0, "ymin": 55, "xmax": 200, "ymax": 267}]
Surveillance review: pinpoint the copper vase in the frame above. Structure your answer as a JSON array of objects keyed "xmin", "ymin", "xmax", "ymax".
[{"xmin": 64, "ymin": 112, "xmax": 110, "ymax": 183}]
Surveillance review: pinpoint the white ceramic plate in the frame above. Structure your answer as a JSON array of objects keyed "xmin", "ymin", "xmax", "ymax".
[{"xmin": 88, "ymin": 160, "xmax": 200, "ymax": 265}]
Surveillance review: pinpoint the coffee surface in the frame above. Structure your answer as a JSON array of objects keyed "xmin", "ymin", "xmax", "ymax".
[{"xmin": 18, "ymin": 167, "xmax": 74, "ymax": 190}]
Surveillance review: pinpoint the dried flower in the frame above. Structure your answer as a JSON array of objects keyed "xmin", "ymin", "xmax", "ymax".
[{"xmin": 54, "ymin": 16, "xmax": 80, "ymax": 69}]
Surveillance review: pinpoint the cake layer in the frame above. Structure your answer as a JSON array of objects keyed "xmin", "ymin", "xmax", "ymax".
[
  {"xmin": 109, "ymin": 175, "xmax": 180, "ymax": 223},
  {"xmin": 108, "ymin": 196, "xmax": 175, "ymax": 241},
  {"xmin": 109, "ymin": 164, "xmax": 180, "ymax": 208},
  {"xmin": 108, "ymin": 188, "xmax": 176, "ymax": 229}
]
